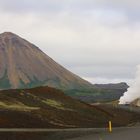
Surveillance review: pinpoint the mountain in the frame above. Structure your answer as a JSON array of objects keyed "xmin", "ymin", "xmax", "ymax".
[
  {"xmin": 0, "ymin": 32, "xmax": 128, "ymax": 103},
  {"xmin": 0, "ymin": 86, "xmax": 138, "ymax": 128},
  {"xmin": 0, "ymin": 32, "xmax": 93, "ymax": 90},
  {"xmin": 0, "ymin": 32, "xmax": 137, "ymax": 129}
]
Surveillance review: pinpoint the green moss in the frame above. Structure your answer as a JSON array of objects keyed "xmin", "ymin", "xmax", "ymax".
[
  {"xmin": 0, "ymin": 101, "xmax": 39, "ymax": 111},
  {"xmin": 42, "ymin": 99, "xmax": 73, "ymax": 111},
  {"xmin": 42, "ymin": 99, "xmax": 64, "ymax": 108},
  {"xmin": 19, "ymin": 76, "xmax": 45, "ymax": 89},
  {"xmin": 0, "ymin": 70, "xmax": 11, "ymax": 89}
]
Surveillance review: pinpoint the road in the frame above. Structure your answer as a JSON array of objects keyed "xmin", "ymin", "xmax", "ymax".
[
  {"xmin": 0, "ymin": 128, "xmax": 106, "ymax": 132},
  {"xmin": 66, "ymin": 127, "xmax": 140, "ymax": 140},
  {"xmin": 0, "ymin": 127, "xmax": 139, "ymax": 140}
]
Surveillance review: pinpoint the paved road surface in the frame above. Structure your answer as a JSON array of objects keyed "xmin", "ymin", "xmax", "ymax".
[
  {"xmin": 0, "ymin": 127, "xmax": 139, "ymax": 140},
  {"xmin": 0, "ymin": 128, "xmax": 106, "ymax": 132},
  {"xmin": 67, "ymin": 127, "xmax": 140, "ymax": 140}
]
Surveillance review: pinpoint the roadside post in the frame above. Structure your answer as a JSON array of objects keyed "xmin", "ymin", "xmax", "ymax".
[{"xmin": 109, "ymin": 121, "xmax": 112, "ymax": 132}]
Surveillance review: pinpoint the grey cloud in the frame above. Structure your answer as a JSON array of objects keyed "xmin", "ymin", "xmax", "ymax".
[
  {"xmin": 0, "ymin": 0, "xmax": 140, "ymax": 16},
  {"xmin": 69, "ymin": 65, "xmax": 135, "ymax": 79},
  {"xmin": 0, "ymin": 0, "xmax": 139, "ymax": 84},
  {"xmin": 0, "ymin": 0, "xmax": 139, "ymax": 25},
  {"xmin": 0, "ymin": 0, "xmax": 63, "ymax": 13}
]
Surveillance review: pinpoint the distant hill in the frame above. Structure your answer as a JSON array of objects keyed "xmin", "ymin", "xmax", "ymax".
[
  {"xmin": 65, "ymin": 82, "xmax": 128, "ymax": 103},
  {"xmin": 94, "ymin": 82, "xmax": 128, "ymax": 89}
]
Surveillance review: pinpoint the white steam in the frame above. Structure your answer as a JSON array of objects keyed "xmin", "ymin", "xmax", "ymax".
[{"xmin": 119, "ymin": 65, "xmax": 140, "ymax": 104}]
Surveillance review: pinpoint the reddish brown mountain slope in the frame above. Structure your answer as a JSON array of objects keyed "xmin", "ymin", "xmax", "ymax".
[{"xmin": 0, "ymin": 32, "xmax": 93, "ymax": 90}]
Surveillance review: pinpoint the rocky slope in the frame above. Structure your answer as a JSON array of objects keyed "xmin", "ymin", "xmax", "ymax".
[
  {"xmin": 0, "ymin": 86, "xmax": 138, "ymax": 128},
  {"xmin": 0, "ymin": 86, "xmax": 110, "ymax": 128}
]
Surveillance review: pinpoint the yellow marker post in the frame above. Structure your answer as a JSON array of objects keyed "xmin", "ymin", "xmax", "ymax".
[{"xmin": 109, "ymin": 121, "xmax": 112, "ymax": 132}]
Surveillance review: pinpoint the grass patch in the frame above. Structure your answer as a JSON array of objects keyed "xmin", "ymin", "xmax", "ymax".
[
  {"xmin": 0, "ymin": 101, "xmax": 39, "ymax": 111},
  {"xmin": 42, "ymin": 99, "xmax": 73, "ymax": 111}
]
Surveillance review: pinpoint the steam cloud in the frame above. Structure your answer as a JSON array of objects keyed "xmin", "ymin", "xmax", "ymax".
[{"xmin": 119, "ymin": 65, "xmax": 140, "ymax": 104}]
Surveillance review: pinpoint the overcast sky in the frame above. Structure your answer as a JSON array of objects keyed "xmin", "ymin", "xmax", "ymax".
[{"xmin": 0, "ymin": 0, "xmax": 140, "ymax": 84}]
